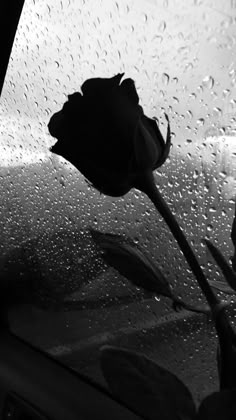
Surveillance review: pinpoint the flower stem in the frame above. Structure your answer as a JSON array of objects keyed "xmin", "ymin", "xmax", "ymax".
[
  {"xmin": 134, "ymin": 171, "xmax": 219, "ymax": 309},
  {"xmin": 134, "ymin": 170, "xmax": 236, "ymax": 388}
]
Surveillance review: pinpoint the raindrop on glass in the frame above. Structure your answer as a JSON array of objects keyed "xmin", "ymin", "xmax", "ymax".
[
  {"xmin": 202, "ymin": 75, "xmax": 214, "ymax": 89},
  {"xmin": 162, "ymin": 73, "xmax": 170, "ymax": 85},
  {"xmin": 158, "ymin": 20, "xmax": 166, "ymax": 32},
  {"xmin": 197, "ymin": 118, "xmax": 205, "ymax": 126},
  {"xmin": 213, "ymin": 107, "xmax": 222, "ymax": 117}
]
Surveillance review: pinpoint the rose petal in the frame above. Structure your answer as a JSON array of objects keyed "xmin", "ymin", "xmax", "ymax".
[
  {"xmin": 119, "ymin": 78, "xmax": 139, "ymax": 105},
  {"xmin": 81, "ymin": 73, "xmax": 124, "ymax": 96},
  {"xmin": 134, "ymin": 117, "xmax": 162, "ymax": 169},
  {"xmin": 48, "ymin": 111, "xmax": 65, "ymax": 139},
  {"xmin": 63, "ymin": 92, "xmax": 83, "ymax": 117},
  {"xmin": 48, "ymin": 75, "xmax": 171, "ymax": 197},
  {"xmin": 153, "ymin": 114, "xmax": 171, "ymax": 168}
]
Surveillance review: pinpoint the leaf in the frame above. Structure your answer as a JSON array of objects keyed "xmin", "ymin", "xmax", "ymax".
[
  {"xmin": 208, "ymin": 279, "xmax": 235, "ymax": 295},
  {"xmin": 197, "ymin": 388, "xmax": 236, "ymax": 419},
  {"xmin": 205, "ymin": 239, "xmax": 236, "ymax": 293},
  {"xmin": 100, "ymin": 345, "xmax": 196, "ymax": 420},
  {"xmin": 90, "ymin": 229, "xmax": 210, "ymax": 315},
  {"xmin": 210, "ymin": 301, "xmax": 236, "ymax": 389},
  {"xmin": 231, "ymin": 211, "xmax": 236, "ymax": 271},
  {"xmin": 90, "ymin": 228, "xmax": 173, "ymax": 299}
]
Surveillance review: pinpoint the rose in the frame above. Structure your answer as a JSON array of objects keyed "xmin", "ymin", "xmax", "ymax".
[
  {"xmin": 47, "ymin": 72, "xmax": 218, "ymax": 312},
  {"xmin": 47, "ymin": 73, "xmax": 222, "ymax": 305},
  {"xmin": 48, "ymin": 73, "xmax": 171, "ymax": 196},
  {"xmin": 48, "ymin": 73, "xmax": 236, "ymax": 398}
]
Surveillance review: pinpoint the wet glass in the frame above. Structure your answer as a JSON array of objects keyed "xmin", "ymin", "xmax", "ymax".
[{"xmin": 0, "ymin": 0, "xmax": 236, "ymax": 406}]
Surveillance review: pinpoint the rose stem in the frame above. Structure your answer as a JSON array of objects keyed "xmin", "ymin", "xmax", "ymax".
[
  {"xmin": 134, "ymin": 170, "xmax": 219, "ymax": 309},
  {"xmin": 134, "ymin": 170, "xmax": 236, "ymax": 386}
]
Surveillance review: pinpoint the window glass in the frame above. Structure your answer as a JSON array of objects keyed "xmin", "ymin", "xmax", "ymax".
[{"xmin": 1, "ymin": 0, "xmax": 236, "ymax": 405}]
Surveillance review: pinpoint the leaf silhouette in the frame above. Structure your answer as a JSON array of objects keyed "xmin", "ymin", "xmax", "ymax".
[
  {"xmin": 90, "ymin": 229, "xmax": 210, "ymax": 314},
  {"xmin": 90, "ymin": 228, "xmax": 173, "ymax": 298},
  {"xmin": 208, "ymin": 279, "xmax": 235, "ymax": 295},
  {"xmin": 197, "ymin": 388, "xmax": 236, "ymax": 419},
  {"xmin": 205, "ymin": 239, "xmax": 236, "ymax": 293},
  {"xmin": 100, "ymin": 345, "xmax": 196, "ymax": 420},
  {"xmin": 231, "ymin": 210, "xmax": 236, "ymax": 272}
]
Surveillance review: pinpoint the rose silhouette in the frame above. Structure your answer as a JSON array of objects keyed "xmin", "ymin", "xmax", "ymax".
[
  {"xmin": 48, "ymin": 73, "xmax": 171, "ymax": 196},
  {"xmin": 47, "ymin": 73, "xmax": 222, "ymax": 313}
]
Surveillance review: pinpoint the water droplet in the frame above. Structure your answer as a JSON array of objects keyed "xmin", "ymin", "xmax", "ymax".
[
  {"xmin": 142, "ymin": 13, "xmax": 148, "ymax": 23},
  {"xmin": 229, "ymin": 69, "xmax": 236, "ymax": 78},
  {"xmin": 185, "ymin": 62, "xmax": 193, "ymax": 71},
  {"xmin": 230, "ymin": 99, "xmax": 236, "ymax": 110},
  {"xmin": 172, "ymin": 96, "xmax": 179, "ymax": 104},
  {"xmin": 172, "ymin": 77, "xmax": 178, "ymax": 84},
  {"xmin": 60, "ymin": 176, "xmax": 65, "ymax": 187},
  {"xmin": 197, "ymin": 85, "xmax": 203, "ymax": 94},
  {"xmin": 222, "ymin": 89, "xmax": 230, "ymax": 98},
  {"xmin": 219, "ymin": 171, "xmax": 227, "ymax": 179},
  {"xmin": 186, "ymin": 110, "xmax": 193, "ymax": 119},
  {"xmin": 193, "ymin": 170, "xmax": 199, "ymax": 179},
  {"xmin": 208, "ymin": 36, "xmax": 217, "ymax": 44},
  {"xmin": 231, "ymin": 78, "xmax": 236, "ymax": 87},
  {"xmin": 213, "ymin": 107, "xmax": 222, "ymax": 117},
  {"xmin": 189, "ymin": 92, "xmax": 197, "ymax": 100},
  {"xmin": 158, "ymin": 20, "xmax": 166, "ymax": 32},
  {"xmin": 162, "ymin": 73, "xmax": 169, "ymax": 85},
  {"xmin": 152, "ymin": 34, "xmax": 163, "ymax": 44},
  {"xmin": 197, "ymin": 118, "xmax": 205, "ymax": 126},
  {"xmin": 202, "ymin": 75, "xmax": 214, "ymax": 89}
]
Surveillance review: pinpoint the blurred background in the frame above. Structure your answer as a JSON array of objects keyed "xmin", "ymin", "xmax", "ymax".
[{"xmin": 0, "ymin": 0, "xmax": 236, "ymax": 405}]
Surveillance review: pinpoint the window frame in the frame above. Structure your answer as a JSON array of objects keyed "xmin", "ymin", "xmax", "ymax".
[{"xmin": 0, "ymin": 0, "xmax": 25, "ymax": 96}]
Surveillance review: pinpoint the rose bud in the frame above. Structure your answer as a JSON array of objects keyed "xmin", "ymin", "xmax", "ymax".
[{"xmin": 48, "ymin": 73, "xmax": 171, "ymax": 197}]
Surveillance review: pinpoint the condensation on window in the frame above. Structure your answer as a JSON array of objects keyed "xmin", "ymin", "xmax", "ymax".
[{"xmin": 0, "ymin": 0, "xmax": 236, "ymax": 404}]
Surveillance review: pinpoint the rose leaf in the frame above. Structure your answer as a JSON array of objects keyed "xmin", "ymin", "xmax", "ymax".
[
  {"xmin": 100, "ymin": 345, "xmax": 196, "ymax": 420},
  {"xmin": 197, "ymin": 388, "xmax": 236, "ymax": 420},
  {"xmin": 205, "ymin": 239, "xmax": 236, "ymax": 293}
]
